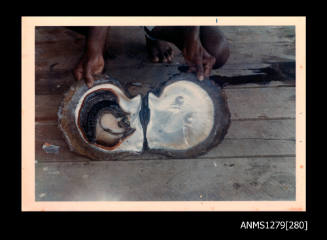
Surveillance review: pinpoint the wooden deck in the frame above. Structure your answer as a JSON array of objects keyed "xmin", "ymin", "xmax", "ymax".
[{"xmin": 35, "ymin": 26, "xmax": 295, "ymax": 201}]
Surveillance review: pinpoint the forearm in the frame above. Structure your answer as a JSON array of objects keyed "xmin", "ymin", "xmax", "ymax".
[{"xmin": 86, "ymin": 27, "xmax": 110, "ymax": 54}]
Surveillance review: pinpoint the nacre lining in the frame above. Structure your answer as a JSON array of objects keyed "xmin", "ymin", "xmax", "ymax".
[{"xmin": 146, "ymin": 80, "xmax": 215, "ymax": 150}]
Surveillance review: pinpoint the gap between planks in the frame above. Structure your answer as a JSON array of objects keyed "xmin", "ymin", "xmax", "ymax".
[
  {"xmin": 36, "ymin": 154, "xmax": 296, "ymax": 164},
  {"xmin": 35, "ymin": 117, "xmax": 296, "ymax": 125}
]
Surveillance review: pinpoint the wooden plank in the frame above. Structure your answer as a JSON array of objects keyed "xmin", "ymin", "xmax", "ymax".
[
  {"xmin": 35, "ymin": 119, "xmax": 294, "ymax": 162},
  {"xmin": 221, "ymin": 26, "xmax": 295, "ymax": 42},
  {"xmin": 35, "ymin": 156, "xmax": 295, "ymax": 201},
  {"xmin": 224, "ymin": 81, "xmax": 295, "ymax": 89},
  {"xmin": 35, "ymin": 95, "xmax": 62, "ymax": 122},
  {"xmin": 35, "ymin": 27, "xmax": 85, "ymax": 95},
  {"xmin": 226, "ymin": 87, "xmax": 295, "ymax": 120},
  {"xmin": 35, "ymin": 27, "xmax": 85, "ymax": 72},
  {"xmin": 36, "ymin": 140, "xmax": 90, "ymax": 162},
  {"xmin": 35, "ymin": 122, "xmax": 89, "ymax": 162},
  {"xmin": 35, "ymin": 86, "xmax": 295, "ymax": 123},
  {"xmin": 201, "ymin": 139, "xmax": 294, "ymax": 159},
  {"xmin": 225, "ymin": 119, "xmax": 295, "ymax": 140},
  {"xmin": 36, "ymin": 70, "xmax": 76, "ymax": 95},
  {"xmin": 36, "ymin": 27, "xmax": 85, "ymax": 43},
  {"xmin": 225, "ymin": 41, "xmax": 295, "ymax": 65},
  {"xmin": 221, "ymin": 26, "xmax": 295, "ymax": 62}
]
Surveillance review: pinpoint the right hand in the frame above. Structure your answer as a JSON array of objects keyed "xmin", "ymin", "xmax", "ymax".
[
  {"xmin": 182, "ymin": 37, "xmax": 216, "ymax": 81},
  {"xmin": 73, "ymin": 51, "xmax": 105, "ymax": 88}
]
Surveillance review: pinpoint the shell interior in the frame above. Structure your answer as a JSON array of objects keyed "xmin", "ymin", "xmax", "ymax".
[
  {"xmin": 75, "ymin": 84, "xmax": 144, "ymax": 152},
  {"xmin": 146, "ymin": 80, "xmax": 215, "ymax": 150}
]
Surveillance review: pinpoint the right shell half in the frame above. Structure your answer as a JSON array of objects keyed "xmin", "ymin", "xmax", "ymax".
[{"xmin": 146, "ymin": 73, "xmax": 231, "ymax": 158}]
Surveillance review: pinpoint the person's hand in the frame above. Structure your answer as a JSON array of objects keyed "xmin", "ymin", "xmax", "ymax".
[
  {"xmin": 182, "ymin": 37, "xmax": 216, "ymax": 81},
  {"xmin": 73, "ymin": 51, "xmax": 105, "ymax": 88}
]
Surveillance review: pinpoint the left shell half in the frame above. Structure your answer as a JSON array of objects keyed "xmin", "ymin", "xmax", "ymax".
[{"xmin": 58, "ymin": 75, "xmax": 144, "ymax": 160}]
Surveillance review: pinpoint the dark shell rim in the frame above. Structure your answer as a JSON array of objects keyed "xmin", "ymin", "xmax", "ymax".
[{"xmin": 58, "ymin": 74, "xmax": 144, "ymax": 161}]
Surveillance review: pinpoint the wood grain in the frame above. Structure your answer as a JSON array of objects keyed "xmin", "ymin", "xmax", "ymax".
[
  {"xmin": 35, "ymin": 118, "xmax": 294, "ymax": 162},
  {"xmin": 35, "ymin": 156, "xmax": 295, "ymax": 201}
]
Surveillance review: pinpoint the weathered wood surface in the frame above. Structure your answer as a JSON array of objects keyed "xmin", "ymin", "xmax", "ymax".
[
  {"xmin": 227, "ymin": 87, "xmax": 295, "ymax": 120},
  {"xmin": 35, "ymin": 27, "xmax": 85, "ymax": 95},
  {"xmin": 222, "ymin": 26, "xmax": 295, "ymax": 63},
  {"xmin": 35, "ymin": 156, "xmax": 295, "ymax": 201},
  {"xmin": 34, "ymin": 26, "xmax": 296, "ymax": 201},
  {"xmin": 35, "ymin": 27, "xmax": 85, "ymax": 72},
  {"xmin": 36, "ymin": 119, "xmax": 295, "ymax": 162}
]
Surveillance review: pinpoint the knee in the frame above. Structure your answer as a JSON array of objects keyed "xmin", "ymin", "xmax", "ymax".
[
  {"xmin": 200, "ymin": 26, "xmax": 230, "ymax": 69},
  {"xmin": 212, "ymin": 39, "xmax": 230, "ymax": 69}
]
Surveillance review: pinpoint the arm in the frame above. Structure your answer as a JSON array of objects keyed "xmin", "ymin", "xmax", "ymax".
[{"xmin": 74, "ymin": 27, "xmax": 110, "ymax": 88}]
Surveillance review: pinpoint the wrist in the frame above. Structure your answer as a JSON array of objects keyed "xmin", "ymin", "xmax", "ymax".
[{"xmin": 86, "ymin": 45, "xmax": 105, "ymax": 56}]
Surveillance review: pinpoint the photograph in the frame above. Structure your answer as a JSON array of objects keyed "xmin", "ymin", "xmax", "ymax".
[{"xmin": 22, "ymin": 17, "xmax": 305, "ymax": 211}]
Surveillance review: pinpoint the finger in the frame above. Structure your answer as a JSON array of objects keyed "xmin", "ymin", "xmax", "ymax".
[
  {"xmin": 196, "ymin": 60, "xmax": 204, "ymax": 81},
  {"xmin": 158, "ymin": 52, "xmax": 166, "ymax": 63},
  {"xmin": 166, "ymin": 48, "xmax": 173, "ymax": 62},
  {"xmin": 163, "ymin": 51, "xmax": 170, "ymax": 63},
  {"xmin": 147, "ymin": 46, "xmax": 159, "ymax": 63},
  {"xmin": 204, "ymin": 56, "xmax": 216, "ymax": 77},
  {"xmin": 85, "ymin": 73, "xmax": 94, "ymax": 88},
  {"xmin": 73, "ymin": 60, "xmax": 84, "ymax": 81},
  {"xmin": 85, "ymin": 65, "xmax": 95, "ymax": 88},
  {"xmin": 149, "ymin": 50, "xmax": 160, "ymax": 63},
  {"xmin": 202, "ymin": 49, "xmax": 216, "ymax": 77},
  {"xmin": 168, "ymin": 52, "xmax": 174, "ymax": 62},
  {"xmin": 73, "ymin": 67, "xmax": 83, "ymax": 81},
  {"xmin": 94, "ymin": 63, "xmax": 104, "ymax": 75}
]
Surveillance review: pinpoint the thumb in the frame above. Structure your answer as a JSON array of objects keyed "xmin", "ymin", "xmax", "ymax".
[{"xmin": 196, "ymin": 58, "xmax": 204, "ymax": 81}]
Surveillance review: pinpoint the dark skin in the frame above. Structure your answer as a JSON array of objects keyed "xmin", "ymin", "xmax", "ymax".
[
  {"xmin": 73, "ymin": 26, "xmax": 230, "ymax": 87},
  {"xmin": 73, "ymin": 27, "xmax": 109, "ymax": 88}
]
